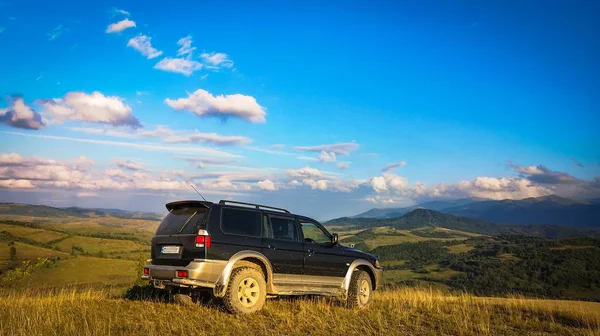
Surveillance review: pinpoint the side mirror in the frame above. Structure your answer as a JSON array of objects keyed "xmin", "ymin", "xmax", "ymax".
[{"xmin": 331, "ymin": 233, "xmax": 338, "ymax": 245}]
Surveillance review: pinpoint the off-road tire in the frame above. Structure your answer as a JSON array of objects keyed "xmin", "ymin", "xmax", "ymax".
[
  {"xmin": 173, "ymin": 293, "xmax": 194, "ymax": 306},
  {"xmin": 346, "ymin": 270, "xmax": 373, "ymax": 309},
  {"xmin": 222, "ymin": 267, "xmax": 266, "ymax": 314}
]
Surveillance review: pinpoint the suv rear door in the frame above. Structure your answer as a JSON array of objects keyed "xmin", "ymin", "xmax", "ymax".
[{"xmin": 151, "ymin": 201, "xmax": 210, "ymax": 266}]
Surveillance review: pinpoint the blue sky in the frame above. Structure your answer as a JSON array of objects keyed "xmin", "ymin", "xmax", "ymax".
[{"xmin": 0, "ymin": 0, "xmax": 599, "ymax": 220}]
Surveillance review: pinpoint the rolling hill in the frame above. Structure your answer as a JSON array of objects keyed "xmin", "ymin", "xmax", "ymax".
[
  {"xmin": 352, "ymin": 197, "xmax": 489, "ymax": 218},
  {"xmin": 348, "ymin": 195, "xmax": 600, "ymax": 230},
  {"xmin": 328, "ymin": 208, "xmax": 600, "ymax": 240},
  {"xmin": 441, "ymin": 195, "xmax": 600, "ymax": 229},
  {"xmin": 0, "ymin": 203, "xmax": 162, "ymax": 220}
]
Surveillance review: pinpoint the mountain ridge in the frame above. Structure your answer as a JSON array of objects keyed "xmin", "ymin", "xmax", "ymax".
[
  {"xmin": 347, "ymin": 195, "xmax": 600, "ymax": 230},
  {"xmin": 329, "ymin": 208, "xmax": 600, "ymax": 240}
]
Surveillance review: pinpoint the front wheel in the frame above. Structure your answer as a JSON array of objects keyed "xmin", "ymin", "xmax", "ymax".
[
  {"xmin": 346, "ymin": 270, "xmax": 373, "ymax": 309},
  {"xmin": 222, "ymin": 267, "xmax": 267, "ymax": 314}
]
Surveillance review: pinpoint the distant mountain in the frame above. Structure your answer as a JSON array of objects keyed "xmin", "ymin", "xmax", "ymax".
[
  {"xmin": 441, "ymin": 195, "xmax": 600, "ymax": 229},
  {"xmin": 0, "ymin": 203, "xmax": 162, "ymax": 220},
  {"xmin": 327, "ymin": 208, "xmax": 600, "ymax": 240},
  {"xmin": 352, "ymin": 197, "xmax": 489, "ymax": 218},
  {"xmin": 588, "ymin": 198, "xmax": 600, "ymax": 205}
]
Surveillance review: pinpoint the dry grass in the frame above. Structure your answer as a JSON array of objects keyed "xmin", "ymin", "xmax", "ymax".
[
  {"xmin": 52, "ymin": 236, "xmax": 149, "ymax": 254},
  {"xmin": 22, "ymin": 256, "xmax": 137, "ymax": 288},
  {"xmin": 0, "ymin": 287, "xmax": 598, "ymax": 336}
]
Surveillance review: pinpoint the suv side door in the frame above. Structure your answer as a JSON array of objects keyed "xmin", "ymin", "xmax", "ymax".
[
  {"xmin": 298, "ymin": 218, "xmax": 348, "ymax": 279},
  {"xmin": 261, "ymin": 213, "xmax": 304, "ymax": 281}
]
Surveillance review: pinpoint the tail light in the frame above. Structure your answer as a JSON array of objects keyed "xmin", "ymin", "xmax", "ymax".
[
  {"xmin": 143, "ymin": 267, "xmax": 149, "ymax": 275},
  {"xmin": 195, "ymin": 230, "xmax": 211, "ymax": 248},
  {"xmin": 176, "ymin": 270, "xmax": 188, "ymax": 278}
]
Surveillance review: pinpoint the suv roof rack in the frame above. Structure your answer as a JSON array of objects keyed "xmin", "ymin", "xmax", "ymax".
[{"xmin": 219, "ymin": 200, "xmax": 290, "ymax": 214}]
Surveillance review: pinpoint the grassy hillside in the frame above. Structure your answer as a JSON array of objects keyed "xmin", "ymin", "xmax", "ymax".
[
  {"xmin": 0, "ymin": 217, "xmax": 151, "ymax": 288},
  {"xmin": 22, "ymin": 256, "xmax": 137, "ymax": 288},
  {"xmin": 0, "ymin": 287, "xmax": 598, "ymax": 336},
  {"xmin": 0, "ymin": 223, "xmax": 68, "ymax": 243}
]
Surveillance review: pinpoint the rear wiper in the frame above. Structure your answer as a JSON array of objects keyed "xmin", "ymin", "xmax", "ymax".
[{"xmin": 176, "ymin": 211, "xmax": 198, "ymax": 234}]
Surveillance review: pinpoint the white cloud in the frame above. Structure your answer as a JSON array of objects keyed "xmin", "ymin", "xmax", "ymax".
[
  {"xmin": 173, "ymin": 156, "xmax": 237, "ymax": 166},
  {"xmin": 512, "ymin": 164, "xmax": 544, "ymax": 175},
  {"xmin": 337, "ymin": 162, "xmax": 350, "ymax": 169},
  {"xmin": 245, "ymin": 146, "xmax": 294, "ymax": 156},
  {"xmin": 257, "ymin": 179, "xmax": 277, "ymax": 191},
  {"xmin": 106, "ymin": 19, "xmax": 136, "ymax": 33},
  {"xmin": 0, "ymin": 153, "xmax": 26, "ymax": 164},
  {"xmin": 76, "ymin": 192, "xmax": 98, "ymax": 197},
  {"xmin": 0, "ymin": 154, "xmax": 264, "ymax": 194},
  {"xmin": 370, "ymin": 176, "xmax": 388, "ymax": 193},
  {"xmin": 69, "ymin": 125, "xmax": 251, "ymax": 146},
  {"xmin": 177, "ymin": 36, "xmax": 196, "ymax": 57},
  {"xmin": 382, "ymin": 161, "xmax": 406, "ymax": 172},
  {"xmin": 0, "ymin": 179, "xmax": 35, "ymax": 189},
  {"xmin": 164, "ymin": 131, "xmax": 252, "ymax": 146},
  {"xmin": 295, "ymin": 142, "xmax": 359, "ymax": 155},
  {"xmin": 0, "ymin": 97, "xmax": 45, "ymax": 130},
  {"xmin": 297, "ymin": 156, "xmax": 319, "ymax": 162},
  {"xmin": 113, "ymin": 159, "xmax": 143, "ymax": 171},
  {"xmin": 127, "ymin": 35, "xmax": 163, "ymax": 59},
  {"xmin": 47, "ymin": 25, "xmax": 64, "ymax": 41},
  {"xmin": 154, "ymin": 57, "xmax": 203, "ymax": 76},
  {"xmin": 288, "ymin": 180, "xmax": 303, "ymax": 187},
  {"xmin": 68, "ymin": 127, "xmax": 138, "ymax": 139},
  {"xmin": 105, "ymin": 169, "xmax": 127, "ymax": 178},
  {"xmin": 286, "ymin": 167, "xmax": 324, "ymax": 179},
  {"xmin": 200, "ymin": 52, "xmax": 234, "ymax": 68},
  {"xmin": 303, "ymin": 179, "xmax": 329, "ymax": 191},
  {"xmin": 165, "ymin": 89, "xmax": 266, "ymax": 123},
  {"xmin": 73, "ymin": 156, "xmax": 96, "ymax": 166},
  {"xmin": 370, "ymin": 173, "xmax": 409, "ymax": 193},
  {"xmin": 6, "ymin": 132, "xmax": 242, "ymax": 157},
  {"xmin": 37, "ymin": 91, "xmax": 141, "ymax": 128},
  {"xmin": 319, "ymin": 151, "xmax": 336, "ymax": 163},
  {"xmin": 111, "ymin": 8, "xmax": 130, "ymax": 17}
]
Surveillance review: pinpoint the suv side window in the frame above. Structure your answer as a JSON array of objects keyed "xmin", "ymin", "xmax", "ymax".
[
  {"xmin": 221, "ymin": 207, "xmax": 261, "ymax": 237},
  {"xmin": 299, "ymin": 221, "xmax": 331, "ymax": 244},
  {"xmin": 265, "ymin": 215, "xmax": 300, "ymax": 242}
]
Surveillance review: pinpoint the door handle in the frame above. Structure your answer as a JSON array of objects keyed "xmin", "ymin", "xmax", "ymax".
[{"xmin": 268, "ymin": 244, "xmax": 276, "ymax": 249}]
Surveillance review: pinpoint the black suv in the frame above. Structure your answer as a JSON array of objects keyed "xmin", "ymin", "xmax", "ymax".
[{"xmin": 141, "ymin": 199, "xmax": 383, "ymax": 314}]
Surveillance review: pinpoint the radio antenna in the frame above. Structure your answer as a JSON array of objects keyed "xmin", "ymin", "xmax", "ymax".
[{"xmin": 190, "ymin": 184, "xmax": 207, "ymax": 201}]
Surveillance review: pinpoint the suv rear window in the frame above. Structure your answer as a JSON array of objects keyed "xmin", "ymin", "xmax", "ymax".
[
  {"xmin": 156, "ymin": 206, "xmax": 208, "ymax": 235},
  {"xmin": 221, "ymin": 208, "xmax": 261, "ymax": 237}
]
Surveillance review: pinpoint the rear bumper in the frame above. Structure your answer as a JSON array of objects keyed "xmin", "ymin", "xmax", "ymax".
[{"xmin": 142, "ymin": 259, "xmax": 227, "ymax": 289}]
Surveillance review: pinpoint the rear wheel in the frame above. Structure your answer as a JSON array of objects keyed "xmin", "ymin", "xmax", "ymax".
[
  {"xmin": 223, "ymin": 267, "xmax": 266, "ymax": 314},
  {"xmin": 346, "ymin": 270, "xmax": 373, "ymax": 309}
]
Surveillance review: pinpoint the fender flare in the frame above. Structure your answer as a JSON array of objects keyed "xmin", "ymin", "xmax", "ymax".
[
  {"xmin": 214, "ymin": 250, "xmax": 274, "ymax": 297},
  {"xmin": 342, "ymin": 259, "xmax": 377, "ymax": 295}
]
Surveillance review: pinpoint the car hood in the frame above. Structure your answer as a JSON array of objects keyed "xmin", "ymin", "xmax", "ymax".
[{"xmin": 338, "ymin": 244, "xmax": 377, "ymax": 261}]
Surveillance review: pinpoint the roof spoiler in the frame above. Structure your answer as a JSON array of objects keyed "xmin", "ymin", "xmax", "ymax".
[{"xmin": 165, "ymin": 200, "xmax": 212, "ymax": 211}]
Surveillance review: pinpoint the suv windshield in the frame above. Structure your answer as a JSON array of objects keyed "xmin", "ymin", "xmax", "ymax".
[{"xmin": 156, "ymin": 206, "xmax": 208, "ymax": 235}]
